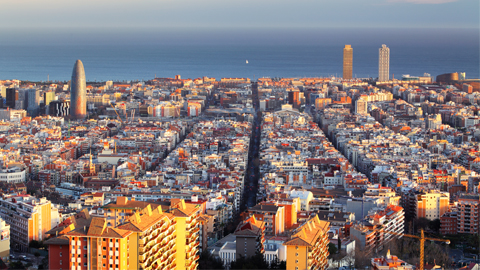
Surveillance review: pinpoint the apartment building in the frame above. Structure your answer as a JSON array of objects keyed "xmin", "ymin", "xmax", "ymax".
[
  {"xmin": 234, "ymin": 216, "xmax": 266, "ymax": 259},
  {"xmin": 100, "ymin": 197, "xmax": 163, "ymax": 226},
  {"xmin": 350, "ymin": 223, "xmax": 384, "ymax": 254},
  {"xmin": 248, "ymin": 203, "xmax": 285, "ymax": 235},
  {"xmin": 440, "ymin": 211, "xmax": 458, "ymax": 235},
  {"xmin": 53, "ymin": 198, "xmax": 201, "ymax": 270},
  {"xmin": 457, "ymin": 195, "xmax": 479, "ymax": 234},
  {"xmin": 0, "ymin": 195, "xmax": 55, "ymax": 252},
  {"xmin": 417, "ymin": 191, "xmax": 450, "ymax": 221},
  {"xmin": 367, "ymin": 205, "xmax": 404, "ymax": 244},
  {"xmin": 284, "ymin": 216, "xmax": 330, "ymax": 270}
]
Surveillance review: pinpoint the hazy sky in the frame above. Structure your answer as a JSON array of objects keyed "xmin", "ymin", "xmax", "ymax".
[{"xmin": 0, "ymin": 0, "xmax": 478, "ymax": 45}]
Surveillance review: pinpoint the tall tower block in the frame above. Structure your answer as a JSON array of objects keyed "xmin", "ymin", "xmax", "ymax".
[
  {"xmin": 70, "ymin": 60, "xmax": 87, "ymax": 119},
  {"xmin": 379, "ymin": 44, "xmax": 390, "ymax": 82},
  {"xmin": 343, "ymin": 45, "xmax": 353, "ymax": 80}
]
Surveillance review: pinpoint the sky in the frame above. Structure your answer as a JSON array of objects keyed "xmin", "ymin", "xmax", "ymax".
[{"xmin": 0, "ymin": 0, "xmax": 478, "ymax": 45}]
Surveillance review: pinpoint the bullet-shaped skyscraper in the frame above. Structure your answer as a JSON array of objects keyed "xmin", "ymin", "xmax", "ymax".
[
  {"xmin": 343, "ymin": 45, "xmax": 353, "ymax": 80},
  {"xmin": 70, "ymin": 60, "xmax": 87, "ymax": 119},
  {"xmin": 379, "ymin": 44, "xmax": 390, "ymax": 82}
]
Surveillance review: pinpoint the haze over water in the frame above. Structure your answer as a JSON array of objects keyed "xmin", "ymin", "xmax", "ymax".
[{"xmin": 0, "ymin": 28, "xmax": 478, "ymax": 82}]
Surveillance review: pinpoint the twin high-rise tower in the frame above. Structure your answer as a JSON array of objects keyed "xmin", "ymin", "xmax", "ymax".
[
  {"xmin": 342, "ymin": 44, "xmax": 390, "ymax": 81},
  {"xmin": 70, "ymin": 60, "xmax": 87, "ymax": 119}
]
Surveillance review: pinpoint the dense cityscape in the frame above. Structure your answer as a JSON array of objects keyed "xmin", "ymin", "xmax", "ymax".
[{"xmin": 0, "ymin": 43, "xmax": 479, "ymax": 270}]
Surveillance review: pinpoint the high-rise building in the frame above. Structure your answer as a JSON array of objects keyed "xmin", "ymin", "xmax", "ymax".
[
  {"xmin": 0, "ymin": 195, "xmax": 56, "ymax": 252},
  {"xmin": 27, "ymin": 88, "xmax": 40, "ymax": 117},
  {"xmin": 5, "ymin": 88, "xmax": 16, "ymax": 109},
  {"xmin": 343, "ymin": 45, "xmax": 353, "ymax": 79},
  {"xmin": 379, "ymin": 44, "xmax": 390, "ymax": 82},
  {"xmin": 48, "ymin": 197, "xmax": 202, "ymax": 270},
  {"xmin": 288, "ymin": 90, "xmax": 300, "ymax": 108},
  {"xmin": 70, "ymin": 59, "xmax": 87, "ymax": 119},
  {"xmin": 284, "ymin": 216, "xmax": 330, "ymax": 270}
]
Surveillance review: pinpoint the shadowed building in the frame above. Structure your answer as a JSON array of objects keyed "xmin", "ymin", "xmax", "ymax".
[
  {"xmin": 343, "ymin": 45, "xmax": 353, "ymax": 79},
  {"xmin": 70, "ymin": 60, "xmax": 87, "ymax": 119}
]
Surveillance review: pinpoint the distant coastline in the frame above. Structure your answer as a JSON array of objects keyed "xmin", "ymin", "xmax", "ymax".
[{"xmin": 0, "ymin": 43, "xmax": 478, "ymax": 82}]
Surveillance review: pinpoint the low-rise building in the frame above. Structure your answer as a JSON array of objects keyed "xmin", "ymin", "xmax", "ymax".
[{"xmin": 371, "ymin": 250, "xmax": 414, "ymax": 270}]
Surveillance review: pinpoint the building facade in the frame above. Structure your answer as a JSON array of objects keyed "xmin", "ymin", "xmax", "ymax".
[
  {"xmin": 0, "ymin": 195, "xmax": 54, "ymax": 252},
  {"xmin": 284, "ymin": 216, "xmax": 330, "ymax": 270},
  {"xmin": 378, "ymin": 44, "xmax": 390, "ymax": 82},
  {"xmin": 343, "ymin": 45, "xmax": 353, "ymax": 80},
  {"xmin": 70, "ymin": 60, "xmax": 87, "ymax": 119},
  {"xmin": 417, "ymin": 191, "xmax": 449, "ymax": 221},
  {"xmin": 457, "ymin": 195, "xmax": 479, "ymax": 234}
]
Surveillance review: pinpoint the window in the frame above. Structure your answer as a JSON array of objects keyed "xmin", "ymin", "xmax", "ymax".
[
  {"xmin": 116, "ymin": 239, "xmax": 119, "ymax": 243},
  {"xmin": 103, "ymin": 264, "xmax": 106, "ymax": 268},
  {"xmin": 103, "ymin": 255, "xmax": 106, "ymax": 259},
  {"xmin": 295, "ymin": 260, "xmax": 298, "ymax": 264},
  {"xmin": 84, "ymin": 254, "xmax": 87, "ymax": 258},
  {"xmin": 110, "ymin": 239, "xmax": 113, "ymax": 243},
  {"xmin": 84, "ymin": 245, "xmax": 87, "ymax": 250},
  {"xmin": 59, "ymin": 260, "xmax": 62, "ymax": 265},
  {"xmin": 103, "ymin": 247, "xmax": 106, "ymax": 250},
  {"xmin": 296, "ymin": 253, "xmax": 298, "ymax": 256},
  {"xmin": 59, "ymin": 252, "xmax": 62, "ymax": 257},
  {"xmin": 296, "ymin": 246, "xmax": 299, "ymax": 250}
]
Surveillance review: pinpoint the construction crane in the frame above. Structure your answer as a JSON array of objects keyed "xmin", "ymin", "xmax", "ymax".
[
  {"xmin": 381, "ymin": 229, "xmax": 450, "ymax": 270},
  {"xmin": 110, "ymin": 103, "xmax": 123, "ymax": 124}
]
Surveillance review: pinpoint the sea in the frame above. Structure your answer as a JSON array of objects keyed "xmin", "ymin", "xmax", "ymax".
[{"xmin": 0, "ymin": 44, "xmax": 478, "ymax": 82}]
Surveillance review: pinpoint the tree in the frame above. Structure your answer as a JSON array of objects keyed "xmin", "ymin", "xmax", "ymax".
[
  {"xmin": 230, "ymin": 250, "xmax": 268, "ymax": 270},
  {"xmin": 328, "ymin": 243, "xmax": 338, "ymax": 257},
  {"xmin": 415, "ymin": 218, "xmax": 430, "ymax": 234},
  {"xmin": 29, "ymin": 240, "xmax": 42, "ymax": 249},
  {"xmin": 428, "ymin": 219, "xmax": 441, "ymax": 234},
  {"xmin": 197, "ymin": 250, "xmax": 224, "ymax": 270},
  {"xmin": 8, "ymin": 261, "xmax": 26, "ymax": 270}
]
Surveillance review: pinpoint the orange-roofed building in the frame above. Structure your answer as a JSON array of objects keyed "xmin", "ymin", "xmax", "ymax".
[
  {"xmin": 234, "ymin": 215, "xmax": 266, "ymax": 259},
  {"xmin": 284, "ymin": 215, "xmax": 330, "ymax": 270}
]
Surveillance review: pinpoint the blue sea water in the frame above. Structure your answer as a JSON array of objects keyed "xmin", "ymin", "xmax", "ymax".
[{"xmin": 0, "ymin": 44, "xmax": 478, "ymax": 82}]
